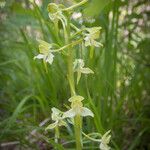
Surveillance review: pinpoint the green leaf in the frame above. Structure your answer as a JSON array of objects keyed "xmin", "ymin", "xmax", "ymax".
[{"xmin": 84, "ymin": 0, "xmax": 110, "ymax": 16}]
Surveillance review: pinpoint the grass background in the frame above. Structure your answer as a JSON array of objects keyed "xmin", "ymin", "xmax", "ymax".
[{"xmin": 0, "ymin": 0, "xmax": 150, "ymax": 149}]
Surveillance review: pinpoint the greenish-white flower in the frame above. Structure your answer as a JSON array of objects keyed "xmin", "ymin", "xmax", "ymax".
[
  {"xmin": 34, "ymin": 40, "xmax": 54, "ymax": 64},
  {"xmin": 63, "ymin": 95, "xmax": 94, "ymax": 118},
  {"xmin": 84, "ymin": 27, "xmax": 103, "ymax": 47},
  {"xmin": 73, "ymin": 59, "xmax": 94, "ymax": 84},
  {"xmin": 99, "ymin": 130, "xmax": 111, "ymax": 150},
  {"xmin": 47, "ymin": 3, "xmax": 66, "ymax": 25},
  {"xmin": 45, "ymin": 107, "xmax": 66, "ymax": 130}
]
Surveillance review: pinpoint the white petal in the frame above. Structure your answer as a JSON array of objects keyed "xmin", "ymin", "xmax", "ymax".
[
  {"xmin": 84, "ymin": 40, "xmax": 91, "ymax": 47},
  {"xmin": 99, "ymin": 143, "xmax": 110, "ymax": 150},
  {"xmin": 78, "ymin": 59, "xmax": 85, "ymax": 68},
  {"xmin": 72, "ymin": 12, "xmax": 82, "ymax": 19},
  {"xmin": 81, "ymin": 107, "xmax": 94, "ymax": 117},
  {"xmin": 34, "ymin": 54, "xmax": 44, "ymax": 59},
  {"xmin": 63, "ymin": 109, "xmax": 76, "ymax": 118},
  {"xmin": 84, "ymin": 36, "xmax": 90, "ymax": 41},
  {"xmin": 73, "ymin": 59, "xmax": 85, "ymax": 70},
  {"xmin": 80, "ymin": 67, "xmax": 94, "ymax": 74},
  {"xmin": 45, "ymin": 53, "xmax": 54, "ymax": 64},
  {"xmin": 51, "ymin": 107, "xmax": 63, "ymax": 121}
]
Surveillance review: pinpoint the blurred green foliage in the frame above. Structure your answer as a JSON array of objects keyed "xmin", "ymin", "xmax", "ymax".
[{"xmin": 0, "ymin": 0, "xmax": 150, "ymax": 149}]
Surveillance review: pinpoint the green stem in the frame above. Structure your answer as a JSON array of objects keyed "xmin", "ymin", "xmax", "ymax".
[
  {"xmin": 54, "ymin": 21, "xmax": 59, "ymax": 38},
  {"xmin": 82, "ymin": 132, "xmax": 100, "ymax": 142},
  {"xmin": 65, "ymin": 15, "xmax": 82, "ymax": 150},
  {"xmin": 66, "ymin": 16, "xmax": 75, "ymax": 96},
  {"xmin": 74, "ymin": 115, "xmax": 82, "ymax": 150},
  {"xmin": 51, "ymin": 39, "xmax": 83, "ymax": 53},
  {"xmin": 90, "ymin": 46, "xmax": 94, "ymax": 59},
  {"xmin": 55, "ymin": 126, "xmax": 59, "ymax": 143},
  {"xmin": 70, "ymin": 23, "xmax": 80, "ymax": 31},
  {"xmin": 62, "ymin": 0, "xmax": 88, "ymax": 11}
]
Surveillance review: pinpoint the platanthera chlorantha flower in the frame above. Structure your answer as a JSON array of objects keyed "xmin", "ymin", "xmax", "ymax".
[
  {"xmin": 47, "ymin": 3, "xmax": 66, "ymax": 25},
  {"xmin": 34, "ymin": 40, "xmax": 54, "ymax": 64},
  {"xmin": 73, "ymin": 59, "xmax": 94, "ymax": 84},
  {"xmin": 99, "ymin": 130, "xmax": 111, "ymax": 150},
  {"xmin": 63, "ymin": 95, "xmax": 94, "ymax": 118},
  {"xmin": 83, "ymin": 27, "xmax": 103, "ymax": 47},
  {"xmin": 45, "ymin": 107, "xmax": 66, "ymax": 130}
]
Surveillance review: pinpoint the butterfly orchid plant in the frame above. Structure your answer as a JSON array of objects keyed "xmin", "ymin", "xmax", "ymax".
[{"xmin": 34, "ymin": 0, "xmax": 111, "ymax": 149}]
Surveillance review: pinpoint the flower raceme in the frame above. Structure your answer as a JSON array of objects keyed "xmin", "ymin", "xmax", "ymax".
[
  {"xmin": 63, "ymin": 95, "xmax": 94, "ymax": 118},
  {"xmin": 34, "ymin": 40, "xmax": 54, "ymax": 64},
  {"xmin": 73, "ymin": 59, "xmax": 94, "ymax": 84},
  {"xmin": 45, "ymin": 107, "xmax": 66, "ymax": 130},
  {"xmin": 33, "ymin": 1, "xmax": 112, "ymax": 149}
]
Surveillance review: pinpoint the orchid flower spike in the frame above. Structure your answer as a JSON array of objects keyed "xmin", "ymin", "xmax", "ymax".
[
  {"xmin": 34, "ymin": 40, "xmax": 54, "ymax": 64},
  {"xmin": 84, "ymin": 27, "xmax": 103, "ymax": 47},
  {"xmin": 45, "ymin": 107, "xmax": 66, "ymax": 130},
  {"xmin": 99, "ymin": 130, "xmax": 111, "ymax": 150},
  {"xmin": 73, "ymin": 59, "xmax": 94, "ymax": 84},
  {"xmin": 63, "ymin": 95, "xmax": 94, "ymax": 119}
]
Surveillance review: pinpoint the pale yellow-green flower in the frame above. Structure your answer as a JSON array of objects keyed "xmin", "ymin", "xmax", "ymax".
[
  {"xmin": 63, "ymin": 95, "xmax": 94, "ymax": 118},
  {"xmin": 99, "ymin": 130, "xmax": 111, "ymax": 150},
  {"xmin": 73, "ymin": 59, "xmax": 94, "ymax": 84},
  {"xmin": 34, "ymin": 40, "xmax": 54, "ymax": 64},
  {"xmin": 45, "ymin": 107, "xmax": 66, "ymax": 130},
  {"xmin": 84, "ymin": 27, "xmax": 103, "ymax": 47},
  {"xmin": 47, "ymin": 3, "xmax": 66, "ymax": 25}
]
